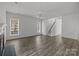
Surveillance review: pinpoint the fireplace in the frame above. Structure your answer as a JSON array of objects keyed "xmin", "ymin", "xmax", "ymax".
[{"xmin": 0, "ymin": 23, "xmax": 7, "ymax": 56}]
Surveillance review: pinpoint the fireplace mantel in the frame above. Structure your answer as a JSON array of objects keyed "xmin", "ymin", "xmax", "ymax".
[
  {"xmin": 0, "ymin": 23, "xmax": 4, "ymax": 35},
  {"xmin": 0, "ymin": 23, "xmax": 7, "ymax": 35}
]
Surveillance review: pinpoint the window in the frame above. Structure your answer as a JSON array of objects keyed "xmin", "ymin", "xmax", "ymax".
[
  {"xmin": 37, "ymin": 22, "xmax": 41, "ymax": 33},
  {"xmin": 10, "ymin": 16, "xmax": 19, "ymax": 36}
]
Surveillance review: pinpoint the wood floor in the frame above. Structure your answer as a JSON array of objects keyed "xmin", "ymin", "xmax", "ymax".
[{"xmin": 6, "ymin": 35, "xmax": 79, "ymax": 56}]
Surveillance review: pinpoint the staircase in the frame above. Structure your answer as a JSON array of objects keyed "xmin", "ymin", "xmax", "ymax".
[{"xmin": 47, "ymin": 19, "xmax": 56, "ymax": 35}]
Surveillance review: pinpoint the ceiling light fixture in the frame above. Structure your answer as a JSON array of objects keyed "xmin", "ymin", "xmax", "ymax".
[{"xmin": 14, "ymin": 2, "xmax": 18, "ymax": 4}]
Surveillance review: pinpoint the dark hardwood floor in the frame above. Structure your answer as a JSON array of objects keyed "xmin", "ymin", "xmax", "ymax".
[{"xmin": 6, "ymin": 35, "xmax": 79, "ymax": 56}]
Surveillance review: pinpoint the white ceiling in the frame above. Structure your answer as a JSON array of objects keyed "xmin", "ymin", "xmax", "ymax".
[{"xmin": 0, "ymin": 2, "xmax": 79, "ymax": 19}]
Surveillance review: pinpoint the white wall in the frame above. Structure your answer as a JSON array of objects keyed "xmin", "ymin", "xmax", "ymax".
[
  {"xmin": 62, "ymin": 13, "xmax": 79, "ymax": 39},
  {"xmin": 55, "ymin": 17, "xmax": 62, "ymax": 36},
  {"xmin": 6, "ymin": 12, "xmax": 40, "ymax": 40},
  {"xmin": 0, "ymin": 6, "xmax": 6, "ymax": 23},
  {"xmin": 42, "ymin": 20, "xmax": 46, "ymax": 35}
]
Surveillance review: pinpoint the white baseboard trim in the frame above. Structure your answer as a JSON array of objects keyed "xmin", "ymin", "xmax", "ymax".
[{"xmin": 62, "ymin": 36, "xmax": 78, "ymax": 40}]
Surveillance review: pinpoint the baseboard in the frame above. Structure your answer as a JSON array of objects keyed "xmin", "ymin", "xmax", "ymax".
[
  {"xmin": 7, "ymin": 34, "xmax": 41, "ymax": 41},
  {"xmin": 7, "ymin": 34, "xmax": 78, "ymax": 41},
  {"xmin": 62, "ymin": 36, "xmax": 77, "ymax": 40},
  {"xmin": 7, "ymin": 34, "xmax": 56, "ymax": 41},
  {"xmin": 62, "ymin": 36, "xmax": 78, "ymax": 40}
]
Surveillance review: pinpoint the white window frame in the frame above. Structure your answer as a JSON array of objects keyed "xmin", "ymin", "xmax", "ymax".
[
  {"xmin": 37, "ymin": 22, "xmax": 41, "ymax": 33},
  {"xmin": 10, "ymin": 16, "xmax": 19, "ymax": 36}
]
